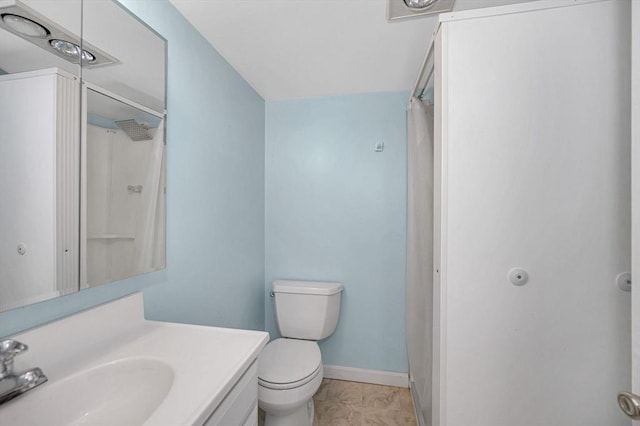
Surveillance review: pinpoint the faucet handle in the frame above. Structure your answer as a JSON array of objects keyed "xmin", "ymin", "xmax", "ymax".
[
  {"xmin": 0, "ymin": 340, "xmax": 28, "ymax": 359},
  {"xmin": 0, "ymin": 340, "xmax": 28, "ymax": 377}
]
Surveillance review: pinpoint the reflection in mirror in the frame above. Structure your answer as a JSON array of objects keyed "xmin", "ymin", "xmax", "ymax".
[
  {"xmin": 82, "ymin": 0, "xmax": 166, "ymax": 112},
  {"xmin": 0, "ymin": 0, "xmax": 82, "ymax": 76},
  {"xmin": 0, "ymin": 0, "xmax": 82, "ymax": 312},
  {"xmin": 0, "ymin": 68, "xmax": 80, "ymax": 311},
  {"xmin": 81, "ymin": 1, "xmax": 166, "ymax": 288},
  {"xmin": 0, "ymin": 0, "xmax": 166, "ymax": 313},
  {"xmin": 84, "ymin": 87, "xmax": 166, "ymax": 288}
]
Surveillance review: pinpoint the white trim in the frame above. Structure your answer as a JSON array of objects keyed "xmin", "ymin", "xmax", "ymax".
[
  {"xmin": 439, "ymin": 0, "xmax": 605, "ymax": 23},
  {"xmin": 322, "ymin": 365, "xmax": 408, "ymax": 388},
  {"xmin": 0, "ymin": 67, "xmax": 78, "ymax": 82},
  {"xmin": 55, "ymin": 72, "xmax": 80, "ymax": 296},
  {"xmin": 409, "ymin": 379, "xmax": 427, "ymax": 426},
  {"xmin": 82, "ymin": 81, "xmax": 164, "ymax": 118},
  {"xmin": 632, "ymin": 0, "xmax": 640, "ymax": 397},
  {"xmin": 432, "ymin": 23, "xmax": 447, "ymax": 426},
  {"xmin": 79, "ymin": 83, "xmax": 88, "ymax": 290},
  {"xmin": 409, "ymin": 22, "xmax": 440, "ymax": 103}
]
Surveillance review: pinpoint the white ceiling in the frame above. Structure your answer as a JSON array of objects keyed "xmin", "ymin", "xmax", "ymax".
[{"xmin": 170, "ymin": 0, "xmax": 534, "ymax": 101}]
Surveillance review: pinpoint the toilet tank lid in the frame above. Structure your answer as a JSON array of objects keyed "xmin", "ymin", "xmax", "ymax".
[{"xmin": 272, "ymin": 280, "xmax": 343, "ymax": 296}]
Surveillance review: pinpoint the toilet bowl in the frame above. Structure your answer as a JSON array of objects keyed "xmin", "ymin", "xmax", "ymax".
[
  {"xmin": 258, "ymin": 339, "xmax": 323, "ymax": 425},
  {"xmin": 258, "ymin": 280, "xmax": 343, "ymax": 426}
]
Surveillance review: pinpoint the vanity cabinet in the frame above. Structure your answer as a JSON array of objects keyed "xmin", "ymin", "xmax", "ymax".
[{"xmin": 204, "ymin": 361, "xmax": 259, "ymax": 426}]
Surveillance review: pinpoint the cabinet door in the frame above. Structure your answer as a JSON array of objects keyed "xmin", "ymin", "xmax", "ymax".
[
  {"xmin": 204, "ymin": 361, "xmax": 258, "ymax": 426},
  {"xmin": 243, "ymin": 406, "xmax": 258, "ymax": 426}
]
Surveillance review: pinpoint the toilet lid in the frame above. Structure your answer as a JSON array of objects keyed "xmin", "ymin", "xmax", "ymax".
[{"xmin": 258, "ymin": 338, "xmax": 321, "ymax": 385}]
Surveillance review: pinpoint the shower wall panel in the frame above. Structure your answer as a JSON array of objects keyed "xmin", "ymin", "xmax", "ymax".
[{"xmin": 86, "ymin": 124, "xmax": 154, "ymax": 286}]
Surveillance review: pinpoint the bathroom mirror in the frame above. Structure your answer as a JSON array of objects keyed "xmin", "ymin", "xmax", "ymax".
[
  {"xmin": 0, "ymin": 0, "xmax": 166, "ymax": 312},
  {"xmin": 0, "ymin": 0, "xmax": 82, "ymax": 76},
  {"xmin": 80, "ymin": 0, "xmax": 166, "ymax": 290},
  {"xmin": 83, "ymin": 87, "xmax": 166, "ymax": 288},
  {"xmin": 81, "ymin": 0, "xmax": 166, "ymax": 113}
]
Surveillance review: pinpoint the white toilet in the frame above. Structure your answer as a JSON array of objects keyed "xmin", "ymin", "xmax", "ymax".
[{"xmin": 258, "ymin": 279, "xmax": 343, "ymax": 426}]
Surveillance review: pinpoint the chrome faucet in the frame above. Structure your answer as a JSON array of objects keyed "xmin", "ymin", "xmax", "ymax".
[{"xmin": 0, "ymin": 339, "xmax": 47, "ymax": 405}]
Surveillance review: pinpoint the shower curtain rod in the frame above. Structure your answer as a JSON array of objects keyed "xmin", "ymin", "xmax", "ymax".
[{"xmin": 409, "ymin": 24, "xmax": 440, "ymax": 103}]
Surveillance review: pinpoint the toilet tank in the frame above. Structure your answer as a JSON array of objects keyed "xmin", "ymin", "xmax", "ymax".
[{"xmin": 273, "ymin": 280, "xmax": 343, "ymax": 340}]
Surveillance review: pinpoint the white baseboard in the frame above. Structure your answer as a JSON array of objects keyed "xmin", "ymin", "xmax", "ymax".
[{"xmin": 323, "ymin": 365, "xmax": 409, "ymax": 388}]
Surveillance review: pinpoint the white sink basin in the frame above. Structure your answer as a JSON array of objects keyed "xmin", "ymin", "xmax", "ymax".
[
  {"xmin": 0, "ymin": 293, "xmax": 269, "ymax": 425},
  {"xmin": 0, "ymin": 357, "xmax": 174, "ymax": 426}
]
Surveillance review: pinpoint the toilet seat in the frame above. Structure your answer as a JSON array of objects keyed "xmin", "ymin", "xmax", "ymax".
[
  {"xmin": 258, "ymin": 338, "xmax": 322, "ymax": 390},
  {"xmin": 259, "ymin": 364, "xmax": 321, "ymax": 390}
]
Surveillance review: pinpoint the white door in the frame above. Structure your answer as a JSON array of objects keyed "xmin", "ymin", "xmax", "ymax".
[{"xmin": 438, "ymin": 1, "xmax": 631, "ymax": 424}]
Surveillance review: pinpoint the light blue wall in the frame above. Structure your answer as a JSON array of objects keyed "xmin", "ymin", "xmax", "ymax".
[
  {"xmin": 265, "ymin": 92, "xmax": 408, "ymax": 373},
  {"xmin": 0, "ymin": 0, "xmax": 266, "ymax": 337},
  {"xmin": 0, "ymin": 3, "xmax": 408, "ymax": 376}
]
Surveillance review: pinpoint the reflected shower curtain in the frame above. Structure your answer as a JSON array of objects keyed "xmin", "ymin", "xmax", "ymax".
[
  {"xmin": 406, "ymin": 97, "xmax": 434, "ymax": 426},
  {"xmin": 134, "ymin": 118, "xmax": 165, "ymax": 273}
]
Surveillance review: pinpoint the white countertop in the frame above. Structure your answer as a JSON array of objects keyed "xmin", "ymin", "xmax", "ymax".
[{"xmin": 1, "ymin": 293, "xmax": 269, "ymax": 426}]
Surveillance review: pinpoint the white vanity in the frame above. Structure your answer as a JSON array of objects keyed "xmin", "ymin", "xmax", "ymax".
[{"xmin": 0, "ymin": 293, "xmax": 269, "ymax": 425}]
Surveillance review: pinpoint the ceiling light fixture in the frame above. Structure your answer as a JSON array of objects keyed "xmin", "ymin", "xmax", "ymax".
[
  {"xmin": 1, "ymin": 13, "xmax": 49, "ymax": 38},
  {"xmin": 403, "ymin": 0, "xmax": 437, "ymax": 9},
  {"xmin": 388, "ymin": 0, "xmax": 454, "ymax": 21},
  {"xmin": 49, "ymin": 39, "xmax": 96, "ymax": 64}
]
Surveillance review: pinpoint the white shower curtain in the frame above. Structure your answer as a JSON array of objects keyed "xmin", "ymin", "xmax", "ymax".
[
  {"xmin": 406, "ymin": 96, "xmax": 434, "ymax": 426},
  {"xmin": 134, "ymin": 118, "xmax": 165, "ymax": 273}
]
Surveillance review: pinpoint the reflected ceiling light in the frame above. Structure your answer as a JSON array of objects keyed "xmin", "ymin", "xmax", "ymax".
[
  {"xmin": 0, "ymin": 2, "xmax": 118, "ymax": 67},
  {"xmin": 404, "ymin": 0, "xmax": 437, "ymax": 9},
  {"xmin": 49, "ymin": 39, "xmax": 96, "ymax": 64},
  {"xmin": 1, "ymin": 13, "xmax": 49, "ymax": 38}
]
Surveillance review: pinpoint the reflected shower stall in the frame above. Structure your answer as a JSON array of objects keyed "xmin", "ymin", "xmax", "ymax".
[{"xmin": 83, "ymin": 86, "xmax": 165, "ymax": 287}]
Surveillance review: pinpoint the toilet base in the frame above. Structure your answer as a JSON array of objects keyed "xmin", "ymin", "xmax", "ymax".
[
  {"xmin": 258, "ymin": 356, "xmax": 322, "ymax": 426},
  {"xmin": 265, "ymin": 399, "xmax": 314, "ymax": 426}
]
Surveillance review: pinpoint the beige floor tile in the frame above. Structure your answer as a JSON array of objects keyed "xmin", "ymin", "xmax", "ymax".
[
  {"xmin": 398, "ymin": 388, "xmax": 414, "ymax": 412},
  {"xmin": 314, "ymin": 378, "xmax": 332, "ymax": 401},
  {"xmin": 362, "ymin": 407, "xmax": 417, "ymax": 426},
  {"xmin": 314, "ymin": 400, "xmax": 363, "ymax": 426},
  {"xmin": 398, "ymin": 407, "xmax": 419, "ymax": 426},
  {"xmin": 327, "ymin": 379, "xmax": 364, "ymax": 405},
  {"xmin": 362, "ymin": 383, "xmax": 401, "ymax": 411},
  {"xmin": 260, "ymin": 380, "xmax": 416, "ymax": 426}
]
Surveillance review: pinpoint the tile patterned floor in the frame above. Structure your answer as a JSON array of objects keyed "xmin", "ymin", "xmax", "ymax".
[{"xmin": 258, "ymin": 378, "xmax": 418, "ymax": 426}]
